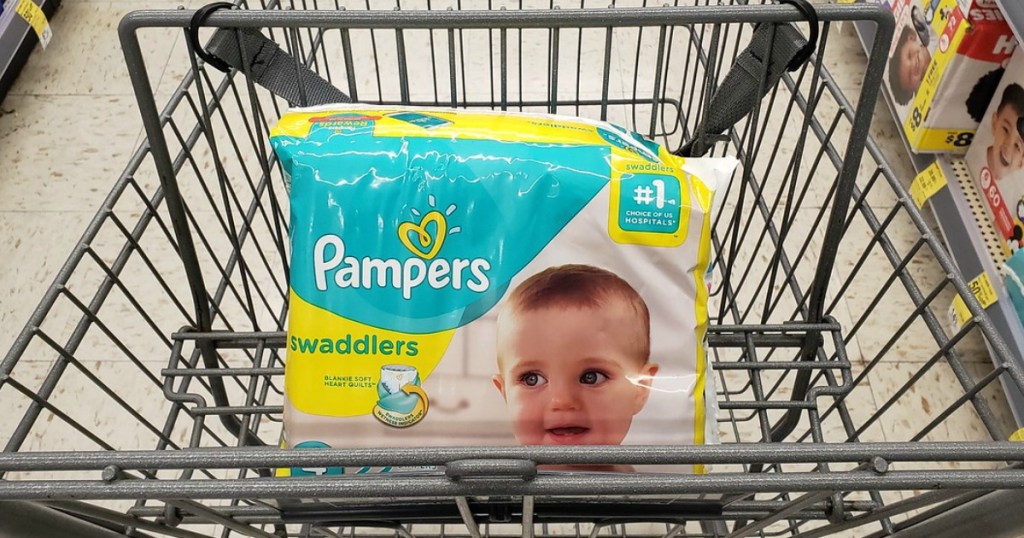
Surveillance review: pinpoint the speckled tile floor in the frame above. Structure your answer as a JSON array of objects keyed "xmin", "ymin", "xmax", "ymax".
[{"xmin": 0, "ymin": 1, "xmax": 1021, "ymax": 537}]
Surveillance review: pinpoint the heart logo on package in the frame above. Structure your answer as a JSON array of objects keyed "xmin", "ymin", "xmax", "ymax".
[{"xmin": 398, "ymin": 210, "xmax": 447, "ymax": 260}]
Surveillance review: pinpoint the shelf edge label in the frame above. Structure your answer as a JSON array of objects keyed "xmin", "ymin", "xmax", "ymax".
[
  {"xmin": 911, "ymin": 161, "xmax": 948, "ymax": 209},
  {"xmin": 15, "ymin": 0, "xmax": 51, "ymax": 50},
  {"xmin": 951, "ymin": 272, "xmax": 999, "ymax": 329}
]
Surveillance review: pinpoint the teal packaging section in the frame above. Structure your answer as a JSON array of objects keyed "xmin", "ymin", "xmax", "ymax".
[
  {"xmin": 617, "ymin": 173, "xmax": 683, "ymax": 233},
  {"xmin": 1005, "ymin": 249, "xmax": 1024, "ymax": 328},
  {"xmin": 273, "ymin": 125, "xmax": 609, "ymax": 334}
]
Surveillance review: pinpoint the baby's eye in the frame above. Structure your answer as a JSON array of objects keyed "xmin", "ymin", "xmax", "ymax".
[
  {"xmin": 520, "ymin": 372, "xmax": 547, "ymax": 387},
  {"xmin": 580, "ymin": 370, "xmax": 609, "ymax": 385}
]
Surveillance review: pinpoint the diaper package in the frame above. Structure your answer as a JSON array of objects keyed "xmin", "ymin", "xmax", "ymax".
[
  {"xmin": 966, "ymin": 48, "xmax": 1024, "ymax": 254},
  {"xmin": 270, "ymin": 106, "xmax": 735, "ymax": 474},
  {"xmin": 884, "ymin": 0, "xmax": 1016, "ymax": 153},
  {"xmin": 1004, "ymin": 249, "xmax": 1024, "ymax": 328}
]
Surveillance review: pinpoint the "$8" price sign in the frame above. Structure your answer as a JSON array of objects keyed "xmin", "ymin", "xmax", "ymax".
[
  {"xmin": 910, "ymin": 107, "xmax": 924, "ymax": 130},
  {"xmin": 945, "ymin": 131, "xmax": 975, "ymax": 148}
]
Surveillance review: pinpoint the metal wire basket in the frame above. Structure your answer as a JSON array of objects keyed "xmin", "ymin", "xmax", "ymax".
[{"xmin": 2, "ymin": 1, "xmax": 1024, "ymax": 537}]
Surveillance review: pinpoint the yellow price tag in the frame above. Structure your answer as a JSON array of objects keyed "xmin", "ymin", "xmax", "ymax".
[
  {"xmin": 14, "ymin": 0, "xmax": 52, "ymax": 49},
  {"xmin": 951, "ymin": 272, "xmax": 999, "ymax": 328},
  {"xmin": 911, "ymin": 162, "xmax": 948, "ymax": 209},
  {"xmin": 903, "ymin": 1, "xmax": 968, "ymax": 151},
  {"xmin": 1011, "ymin": 428, "xmax": 1024, "ymax": 442}
]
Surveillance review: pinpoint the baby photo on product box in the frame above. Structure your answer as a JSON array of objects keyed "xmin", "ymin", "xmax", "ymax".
[
  {"xmin": 966, "ymin": 48, "xmax": 1024, "ymax": 254},
  {"xmin": 270, "ymin": 106, "xmax": 735, "ymax": 475},
  {"xmin": 886, "ymin": 0, "xmax": 937, "ymax": 111}
]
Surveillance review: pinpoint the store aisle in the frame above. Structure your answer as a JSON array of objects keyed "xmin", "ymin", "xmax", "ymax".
[{"xmin": 0, "ymin": 0, "xmax": 204, "ymax": 350}]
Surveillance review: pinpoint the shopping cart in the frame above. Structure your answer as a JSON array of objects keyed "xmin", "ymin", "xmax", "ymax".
[{"xmin": 3, "ymin": 0, "xmax": 1024, "ymax": 536}]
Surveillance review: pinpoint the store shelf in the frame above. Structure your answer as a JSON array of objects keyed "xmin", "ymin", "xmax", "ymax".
[
  {"xmin": 997, "ymin": 0, "xmax": 1024, "ymax": 46},
  {"xmin": 886, "ymin": 116, "xmax": 1024, "ymax": 427},
  {"xmin": 0, "ymin": 0, "xmax": 60, "ymax": 102},
  {"xmin": 881, "ymin": 79, "xmax": 1024, "ymax": 426},
  {"xmin": 849, "ymin": 11, "xmax": 1024, "ymax": 425},
  {"xmin": 928, "ymin": 156, "xmax": 1024, "ymax": 425}
]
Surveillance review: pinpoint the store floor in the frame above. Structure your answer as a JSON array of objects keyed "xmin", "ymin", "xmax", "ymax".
[{"xmin": 0, "ymin": 1, "xmax": 1020, "ymax": 537}]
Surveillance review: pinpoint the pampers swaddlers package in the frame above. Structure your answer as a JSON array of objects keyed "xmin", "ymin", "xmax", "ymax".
[{"xmin": 270, "ymin": 106, "xmax": 735, "ymax": 473}]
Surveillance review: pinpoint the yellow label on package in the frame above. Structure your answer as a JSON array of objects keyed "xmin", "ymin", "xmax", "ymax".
[
  {"xmin": 270, "ymin": 106, "xmax": 736, "ymax": 475},
  {"xmin": 914, "ymin": 128, "xmax": 978, "ymax": 152},
  {"xmin": 911, "ymin": 161, "xmax": 948, "ymax": 208},
  {"xmin": 903, "ymin": 3, "xmax": 970, "ymax": 149},
  {"xmin": 951, "ymin": 272, "xmax": 998, "ymax": 328},
  {"xmin": 14, "ymin": 0, "xmax": 51, "ymax": 49}
]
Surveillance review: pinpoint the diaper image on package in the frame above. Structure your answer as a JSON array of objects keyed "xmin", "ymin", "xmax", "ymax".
[
  {"xmin": 966, "ymin": 48, "xmax": 1024, "ymax": 254},
  {"xmin": 270, "ymin": 106, "xmax": 735, "ymax": 474},
  {"xmin": 374, "ymin": 364, "xmax": 426, "ymax": 426}
]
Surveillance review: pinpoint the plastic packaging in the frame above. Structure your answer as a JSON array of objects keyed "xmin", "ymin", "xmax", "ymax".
[{"xmin": 270, "ymin": 106, "xmax": 736, "ymax": 474}]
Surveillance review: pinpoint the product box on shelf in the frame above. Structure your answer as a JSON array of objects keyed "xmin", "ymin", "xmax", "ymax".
[
  {"xmin": 885, "ymin": 0, "xmax": 1017, "ymax": 153},
  {"xmin": 966, "ymin": 48, "xmax": 1024, "ymax": 255},
  {"xmin": 1004, "ymin": 249, "xmax": 1024, "ymax": 330}
]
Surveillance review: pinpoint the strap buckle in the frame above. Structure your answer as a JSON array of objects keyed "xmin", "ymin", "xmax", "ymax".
[
  {"xmin": 776, "ymin": 0, "xmax": 820, "ymax": 72},
  {"xmin": 187, "ymin": 2, "xmax": 236, "ymax": 73}
]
